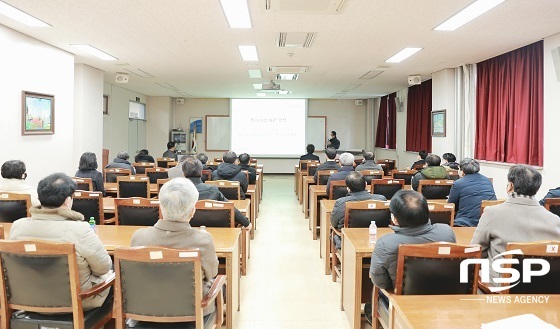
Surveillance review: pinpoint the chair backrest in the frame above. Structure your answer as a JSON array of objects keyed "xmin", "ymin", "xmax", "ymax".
[
  {"xmin": 395, "ymin": 242, "xmax": 481, "ymax": 295},
  {"xmin": 166, "ymin": 161, "xmax": 178, "ymax": 168},
  {"xmin": 344, "ymin": 200, "xmax": 392, "ymax": 228},
  {"xmin": 71, "ymin": 177, "xmax": 93, "ymax": 191},
  {"xmin": 480, "ymin": 199, "xmax": 505, "ymax": 216},
  {"xmin": 114, "ymin": 247, "xmax": 203, "ymax": 325},
  {"xmin": 329, "ymin": 180, "xmax": 348, "ymax": 200},
  {"xmin": 427, "ymin": 202, "xmax": 455, "ymax": 226},
  {"xmin": 377, "ymin": 163, "xmax": 390, "ymax": 176},
  {"xmin": 299, "ymin": 160, "xmax": 318, "ymax": 173},
  {"xmin": 544, "ymin": 198, "xmax": 560, "ymax": 217},
  {"xmin": 156, "ymin": 157, "xmax": 174, "ymax": 169},
  {"xmin": 213, "ymin": 158, "xmax": 223, "ymax": 163},
  {"xmin": 307, "ymin": 163, "xmax": 320, "ymax": 177},
  {"xmin": 502, "ymin": 241, "xmax": 560, "ymax": 294},
  {"xmin": 357, "ymin": 170, "xmax": 384, "ymax": 184},
  {"xmin": 412, "ymin": 163, "xmax": 426, "ymax": 170},
  {"xmin": 0, "ymin": 193, "xmax": 31, "ymax": 223},
  {"xmin": 370, "ymin": 179, "xmax": 404, "ymax": 200},
  {"xmin": 132, "ymin": 162, "xmax": 155, "ymax": 175},
  {"xmin": 447, "ymin": 170, "xmax": 460, "ymax": 181},
  {"xmin": 72, "ymin": 190, "xmax": 104, "ymax": 225},
  {"xmin": 117, "ymin": 176, "xmax": 150, "ymax": 198},
  {"xmin": 418, "ymin": 180, "xmax": 454, "ymax": 200},
  {"xmin": 114, "ymin": 198, "xmax": 161, "ymax": 226},
  {"xmin": 317, "ymin": 169, "xmax": 337, "ymax": 185},
  {"xmin": 390, "ymin": 169, "xmax": 416, "ymax": 185},
  {"xmin": 104, "ymin": 168, "xmax": 132, "ymax": 183},
  {"xmin": 156, "ymin": 178, "xmax": 171, "ymax": 193},
  {"xmin": 145, "ymin": 167, "xmax": 169, "ymax": 184},
  {"xmin": 190, "ymin": 200, "xmax": 235, "ymax": 228},
  {"xmin": 376, "ymin": 159, "xmax": 396, "ymax": 171},
  {"xmin": 201, "ymin": 169, "xmax": 212, "ymax": 182},
  {"xmin": 206, "ymin": 180, "xmax": 241, "ymax": 200},
  {"xmin": 241, "ymin": 170, "xmax": 250, "ymax": 183},
  {"xmin": 0, "ymin": 240, "xmax": 81, "ymax": 318}
]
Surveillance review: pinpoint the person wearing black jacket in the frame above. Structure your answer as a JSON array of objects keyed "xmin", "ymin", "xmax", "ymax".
[
  {"xmin": 327, "ymin": 131, "xmax": 340, "ymax": 149},
  {"xmin": 75, "ymin": 152, "xmax": 105, "ymax": 196},
  {"xmin": 134, "ymin": 149, "xmax": 155, "ymax": 163},
  {"xmin": 300, "ymin": 144, "xmax": 320, "ymax": 161},
  {"xmin": 211, "ymin": 151, "xmax": 248, "ymax": 199},
  {"xmin": 238, "ymin": 153, "xmax": 257, "ymax": 184}
]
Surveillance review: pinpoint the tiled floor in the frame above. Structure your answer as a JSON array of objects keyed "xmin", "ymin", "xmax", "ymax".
[{"xmin": 234, "ymin": 175, "xmax": 358, "ymax": 329}]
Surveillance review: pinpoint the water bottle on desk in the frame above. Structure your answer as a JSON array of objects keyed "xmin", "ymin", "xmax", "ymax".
[
  {"xmin": 369, "ymin": 221, "xmax": 377, "ymax": 245},
  {"xmin": 89, "ymin": 217, "xmax": 96, "ymax": 233}
]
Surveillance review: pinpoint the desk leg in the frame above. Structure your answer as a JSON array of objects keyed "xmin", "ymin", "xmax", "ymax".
[
  {"xmin": 224, "ymin": 238, "xmax": 240, "ymax": 329},
  {"xmin": 303, "ymin": 183, "xmax": 309, "ymax": 218},
  {"xmin": 313, "ymin": 197, "xmax": 319, "ymax": 240},
  {"xmin": 320, "ymin": 209, "xmax": 332, "ymax": 275},
  {"xmin": 241, "ymin": 229, "xmax": 248, "ymax": 276},
  {"xmin": 343, "ymin": 237, "xmax": 363, "ymax": 329}
]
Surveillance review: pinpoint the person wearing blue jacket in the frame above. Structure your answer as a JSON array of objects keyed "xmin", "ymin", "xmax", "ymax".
[{"xmin": 447, "ymin": 158, "xmax": 496, "ymax": 227}]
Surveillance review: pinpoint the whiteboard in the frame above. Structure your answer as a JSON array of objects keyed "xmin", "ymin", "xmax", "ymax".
[
  {"xmin": 307, "ymin": 116, "xmax": 327, "ymax": 150},
  {"xmin": 205, "ymin": 116, "xmax": 230, "ymax": 151}
]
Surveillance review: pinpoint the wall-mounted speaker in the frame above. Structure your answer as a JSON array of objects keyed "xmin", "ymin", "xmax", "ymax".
[
  {"xmin": 115, "ymin": 73, "xmax": 129, "ymax": 83},
  {"xmin": 355, "ymin": 99, "xmax": 363, "ymax": 106},
  {"xmin": 408, "ymin": 75, "xmax": 421, "ymax": 86},
  {"xmin": 176, "ymin": 98, "xmax": 185, "ymax": 104}
]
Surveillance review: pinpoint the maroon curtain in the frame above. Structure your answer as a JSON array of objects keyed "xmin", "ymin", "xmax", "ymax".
[
  {"xmin": 387, "ymin": 93, "xmax": 397, "ymax": 149},
  {"xmin": 375, "ymin": 96, "xmax": 389, "ymax": 148},
  {"xmin": 406, "ymin": 80, "xmax": 432, "ymax": 152},
  {"xmin": 475, "ymin": 41, "xmax": 543, "ymax": 166}
]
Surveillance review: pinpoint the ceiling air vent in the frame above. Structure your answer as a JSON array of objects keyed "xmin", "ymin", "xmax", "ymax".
[
  {"xmin": 359, "ymin": 70, "xmax": 383, "ymax": 79},
  {"xmin": 267, "ymin": 66, "xmax": 310, "ymax": 73},
  {"xmin": 277, "ymin": 32, "xmax": 316, "ymax": 48},
  {"xmin": 266, "ymin": 0, "xmax": 347, "ymax": 14}
]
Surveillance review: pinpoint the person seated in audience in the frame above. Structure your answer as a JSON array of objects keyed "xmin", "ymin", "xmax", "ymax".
[
  {"xmin": 130, "ymin": 177, "xmax": 219, "ymax": 317},
  {"xmin": 539, "ymin": 186, "xmax": 560, "ymax": 206},
  {"xmin": 411, "ymin": 154, "xmax": 449, "ymax": 191},
  {"xmin": 448, "ymin": 158, "xmax": 496, "ymax": 227},
  {"xmin": 0, "ymin": 160, "xmax": 39, "ymax": 206},
  {"xmin": 326, "ymin": 152, "xmax": 355, "ymax": 199},
  {"xmin": 106, "ymin": 151, "xmax": 135, "ymax": 174},
  {"xmin": 238, "ymin": 153, "xmax": 257, "ymax": 184},
  {"xmin": 168, "ymin": 155, "xmax": 190, "ymax": 179},
  {"xmin": 197, "ymin": 153, "xmax": 213, "ymax": 171},
  {"xmin": 75, "ymin": 152, "xmax": 105, "ymax": 196},
  {"xmin": 313, "ymin": 147, "xmax": 341, "ymax": 183},
  {"xmin": 330, "ymin": 172, "xmax": 387, "ymax": 249},
  {"xmin": 410, "ymin": 150, "xmax": 428, "ymax": 170},
  {"xmin": 442, "ymin": 152, "xmax": 460, "ymax": 170},
  {"xmin": 355, "ymin": 151, "xmax": 383, "ymax": 171},
  {"xmin": 211, "ymin": 151, "xmax": 248, "ymax": 199},
  {"xmin": 9, "ymin": 173, "xmax": 112, "ymax": 310},
  {"xmin": 162, "ymin": 141, "xmax": 178, "ymax": 161},
  {"xmin": 134, "ymin": 149, "xmax": 155, "ymax": 163},
  {"xmin": 471, "ymin": 165, "xmax": 560, "ymax": 285},
  {"xmin": 300, "ymin": 144, "xmax": 320, "ymax": 161},
  {"xmin": 183, "ymin": 157, "xmax": 251, "ymax": 230}
]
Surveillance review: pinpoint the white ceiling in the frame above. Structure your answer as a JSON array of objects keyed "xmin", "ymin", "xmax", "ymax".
[{"xmin": 1, "ymin": 0, "xmax": 560, "ymax": 99}]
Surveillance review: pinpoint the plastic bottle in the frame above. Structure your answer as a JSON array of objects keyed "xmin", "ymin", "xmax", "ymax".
[
  {"xmin": 89, "ymin": 217, "xmax": 96, "ymax": 232},
  {"xmin": 369, "ymin": 221, "xmax": 377, "ymax": 244},
  {"xmin": 200, "ymin": 226, "xmax": 206, "ymax": 232}
]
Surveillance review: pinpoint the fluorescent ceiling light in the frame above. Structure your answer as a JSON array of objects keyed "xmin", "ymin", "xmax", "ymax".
[
  {"xmin": 277, "ymin": 90, "xmax": 292, "ymax": 95},
  {"xmin": 256, "ymin": 93, "xmax": 266, "ymax": 97},
  {"xmin": 72, "ymin": 44, "xmax": 117, "ymax": 61},
  {"xmin": 252, "ymin": 83, "xmax": 262, "ymax": 90},
  {"xmin": 0, "ymin": 1, "xmax": 49, "ymax": 27},
  {"xmin": 276, "ymin": 74, "xmax": 299, "ymax": 80},
  {"xmin": 238, "ymin": 45, "xmax": 258, "ymax": 61},
  {"xmin": 385, "ymin": 48, "xmax": 422, "ymax": 63},
  {"xmin": 434, "ymin": 0, "xmax": 505, "ymax": 31},
  {"xmin": 248, "ymin": 69, "xmax": 262, "ymax": 78},
  {"xmin": 219, "ymin": 0, "xmax": 252, "ymax": 28}
]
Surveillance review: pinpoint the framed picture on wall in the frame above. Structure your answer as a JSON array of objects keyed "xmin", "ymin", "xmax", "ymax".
[
  {"xmin": 22, "ymin": 91, "xmax": 55, "ymax": 135},
  {"xmin": 431, "ymin": 109, "xmax": 446, "ymax": 137},
  {"xmin": 189, "ymin": 117, "xmax": 203, "ymax": 133}
]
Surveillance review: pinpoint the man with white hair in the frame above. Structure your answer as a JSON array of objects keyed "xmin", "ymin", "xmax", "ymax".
[
  {"xmin": 130, "ymin": 178, "xmax": 219, "ymax": 316},
  {"xmin": 326, "ymin": 152, "xmax": 355, "ymax": 199}
]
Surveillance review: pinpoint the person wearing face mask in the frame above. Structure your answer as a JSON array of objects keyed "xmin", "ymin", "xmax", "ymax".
[
  {"xmin": 0, "ymin": 160, "xmax": 39, "ymax": 206},
  {"xmin": 471, "ymin": 165, "xmax": 560, "ymax": 285},
  {"xmin": 326, "ymin": 131, "xmax": 340, "ymax": 150}
]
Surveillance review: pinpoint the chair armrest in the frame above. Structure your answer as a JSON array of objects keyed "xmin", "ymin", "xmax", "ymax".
[
  {"xmin": 201, "ymin": 275, "xmax": 226, "ymax": 308},
  {"xmin": 103, "ymin": 218, "xmax": 115, "ymax": 224},
  {"xmin": 331, "ymin": 226, "xmax": 342, "ymax": 237},
  {"xmin": 477, "ymin": 280, "xmax": 500, "ymax": 294},
  {"xmin": 80, "ymin": 272, "xmax": 115, "ymax": 299}
]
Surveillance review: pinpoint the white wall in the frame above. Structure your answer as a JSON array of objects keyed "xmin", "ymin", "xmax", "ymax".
[
  {"xmin": 431, "ymin": 69, "xmax": 456, "ymax": 157},
  {"xmin": 0, "ymin": 25, "xmax": 75, "ymax": 186},
  {"xmin": 146, "ymin": 96, "xmax": 173, "ymax": 156}
]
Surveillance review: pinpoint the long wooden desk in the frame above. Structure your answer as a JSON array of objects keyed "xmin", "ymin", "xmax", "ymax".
[
  {"xmin": 302, "ymin": 176, "xmax": 315, "ymax": 218},
  {"xmin": 308, "ymin": 185, "xmax": 327, "ymax": 240},
  {"xmin": 341, "ymin": 227, "xmax": 476, "ymax": 329},
  {"xmin": 2, "ymin": 224, "xmax": 241, "ymax": 329},
  {"xmin": 320, "ymin": 200, "xmax": 337, "ymax": 274},
  {"xmin": 389, "ymin": 294, "xmax": 560, "ymax": 329}
]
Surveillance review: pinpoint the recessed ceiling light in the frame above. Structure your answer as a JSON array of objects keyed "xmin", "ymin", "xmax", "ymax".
[
  {"xmin": 238, "ymin": 46, "xmax": 258, "ymax": 61},
  {"xmin": 256, "ymin": 93, "xmax": 266, "ymax": 97},
  {"xmin": 248, "ymin": 69, "xmax": 262, "ymax": 78},
  {"xmin": 0, "ymin": 1, "xmax": 50, "ymax": 27},
  {"xmin": 385, "ymin": 48, "xmax": 422, "ymax": 63},
  {"xmin": 71, "ymin": 44, "xmax": 117, "ymax": 61},
  {"xmin": 434, "ymin": 0, "xmax": 505, "ymax": 31},
  {"xmin": 276, "ymin": 74, "xmax": 299, "ymax": 80},
  {"xmin": 219, "ymin": 0, "xmax": 252, "ymax": 28},
  {"xmin": 252, "ymin": 83, "xmax": 262, "ymax": 90}
]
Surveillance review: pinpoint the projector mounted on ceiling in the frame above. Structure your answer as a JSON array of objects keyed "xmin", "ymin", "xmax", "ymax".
[{"xmin": 261, "ymin": 81, "xmax": 281, "ymax": 91}]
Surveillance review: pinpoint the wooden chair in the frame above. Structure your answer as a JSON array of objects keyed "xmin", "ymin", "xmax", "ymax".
[
  {"xmin": 0, "ymin": 225, "xmax": 4, "ymax": 239},
  {"xmin": 331, "ymin": 200, "xmax": 392, "ymax": 282},
  {"xmin": 427, "ymin": 202, "xmax": 455, "ymax": 226},
  {"xmin": 412, "ymin": 163, "xmax": 426, "ymax": 170},
  {"xmin": 167, "ymin": 161, "xmax": 178, "ymax": 168},
  {"xmin": 249, "ymin": 158, "xmax": 257, "ymax": 164},
  {"xmin": 390, "ymin": 169, "xmax": 416, "ymax": 185},
  {"xmin": 377, "ymin": 163, "xmax": 390, "ymax": 176},
  {"xmin": 307, "ymin": 163, "xmax": 320, "ymax": 177},
  {"xmin": 113, "ymin": 247, "xmax": 225, "ymax": 329},
  {"xmin": 104, "ymin": 168, "xmax": 131, "ymax": 183},
  {"xmin": 418, "ymin": 179, "xmax": 454, "ymax": 200},
  {"xmin": 358, "ymin": 170, "xmax": 384, "ymax": 185},
  {"xmin": 376, "ymin": 159, "xmax": 396, "ymax": 171},
  {"xmin": 317, "ymin": 169, "xmax": 337, "ymax": 185},
  {"xmin": 544, "ymin": 198, "xmax": 560, "ymax": 217},
  {"xmin": 114, "ymin": 198, "xmax": 161, "ymax": 226},
  {"xmin": 156, "ymin": 178, "xmax": 171, "ymax": 193},
  {"xmin": 328, "ymin": 180, "xmax": 348, "ymax": 200},
  {"xmin": 0, "ymin": 240, "xmax": 115, "ymax": 329},
  {"xmin": 213, "ymin": 158, "xmax": 223, "ymax": 163},
  {"xmin": 156, "ymin": 157, "xmax": 175, "ymax": 169},
  {"xmin": 299, "ymin": 160, "xmax": 319, "ymax": 175},
  {"xmin": 480, "ymin": 199, "xmax": 505, "ymax": 216},
  {"xmin": 447, "ymin": 170, "xmax": 460, "ymax": 180},
  {"xmin": 72, "ymin": 190, "xmax": 107, "ymax": 225},
  {"xmin": 0, "ymin": 192, "xmax": 31, "ymax": 223},
  {"xmin": 373, "ymin": 242, "xmax": 481, "ymax": 329},
  {"xmin": 206, "ymin": 180, "xmax": 241, "ymax": 200},
  {"xmin": 145, "ymin": 167, "xmax": 169, "ymax": 184},
  {"xmin": 132, "ymin": 162, "xmax": 155, "ymax": 174},
  {"xmin": 191, "ymin": 200, "xmax": 235, "ymax": 228},
  {"xmin": 72, "ymin": 177, "xmax": 93, "ymax": 191},
  {"xmin": 201, "ymin": 169, "xmax": 212, "ymax": 182},
  {"xmin": 117, "ymin": 176, "xmax": 150, "ymax": 198},
  {"xmin": 370, "ymin": 178, "xmax": 404, "ymax": 200}
]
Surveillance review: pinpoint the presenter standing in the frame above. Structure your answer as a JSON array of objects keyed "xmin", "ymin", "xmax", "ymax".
[{"xmin": 327, "ymin": 131, "xmax": 340, "ymax": 150}]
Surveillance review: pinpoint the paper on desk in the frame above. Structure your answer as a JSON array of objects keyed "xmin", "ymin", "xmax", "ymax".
[{"xmin": 481, "ymin": 314, "xmax": 558, "ymax": 329}]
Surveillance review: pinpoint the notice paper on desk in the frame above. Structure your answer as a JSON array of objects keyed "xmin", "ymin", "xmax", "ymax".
[{"xmin": 481, "ymin": 314, "xmax": 558, "ymax": 329}]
